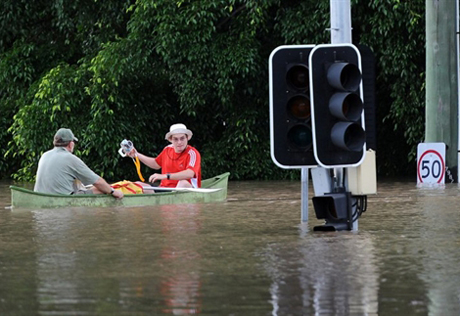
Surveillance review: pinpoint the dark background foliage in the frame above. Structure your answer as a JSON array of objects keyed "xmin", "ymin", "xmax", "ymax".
[{"xmin": 0, "ymin": 0, "xmax": 425, "ymax": 181}]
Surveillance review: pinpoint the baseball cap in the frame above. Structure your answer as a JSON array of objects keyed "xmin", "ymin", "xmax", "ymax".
[{"xmin": 54, "ymin": 128, "xmax": 78, "ymax": 143}]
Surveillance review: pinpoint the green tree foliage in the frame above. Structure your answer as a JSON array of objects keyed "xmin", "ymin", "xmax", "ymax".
[
  {"xmin": 1, "ymin": 0, "xmax": 425, "ymax": 181},
  {"xmin": 352, "ymin": 0, "xmax": 425, "ymax": 176}
]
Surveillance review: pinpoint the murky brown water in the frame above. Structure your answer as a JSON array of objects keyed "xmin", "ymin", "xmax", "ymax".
[{"xmin": 1, "ymin": 179, "xmax": 460, "ymax": 315}]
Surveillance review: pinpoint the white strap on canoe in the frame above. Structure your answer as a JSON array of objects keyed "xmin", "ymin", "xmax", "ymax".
[
  {"xmin": 143, "ymin": 187, "xmax": 221, "ymax": 193},
  {"xmin": 85, "ymin": 185, "xmax": 220, "ymax": 193}
]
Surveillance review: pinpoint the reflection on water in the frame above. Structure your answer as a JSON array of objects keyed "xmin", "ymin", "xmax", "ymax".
[
  {"xmin": 263, "ymin": 230, "xmax": 379, "ymax": 315},
  {"xmin": 159, "ymin": 204, "xmax": 202, "ymax": 315},
  {"xmin": 1, "ymin": 179, "xmax": 460, "ymax": 315}
]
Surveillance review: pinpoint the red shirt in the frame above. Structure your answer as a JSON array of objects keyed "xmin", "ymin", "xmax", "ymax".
[{"xmin": 155, "ymin": 145, "xmax": 201, "ymax": 188}]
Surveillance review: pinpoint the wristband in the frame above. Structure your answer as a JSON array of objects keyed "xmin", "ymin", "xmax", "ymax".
[
  {"xmin": 110, "ymin": 188, "xmax": 115, "ymax": 195},
  {"xmin": 167, "ymin": 174, "xmax": 171, "ymax": 180}
]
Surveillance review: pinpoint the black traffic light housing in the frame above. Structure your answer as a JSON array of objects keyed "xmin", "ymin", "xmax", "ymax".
[
  {"xmin": 357, "ymin": 44, "xmax": 376, "ymax": 151},
  {"xmin": 269, "ymin": 45, "xmax": 317, "ymax": 168},
  {"xmin": 309, "ymin": 43, "xmax": 366, "ymax": 168},
  {"xmin": 312, "ymin": 192, "xmax": 353, "ymax": 231}
]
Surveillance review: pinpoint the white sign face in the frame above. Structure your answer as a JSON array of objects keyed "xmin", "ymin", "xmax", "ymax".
[{"xmin": 417, "ymin": 143, "xmax": 446, "ymax": 184}]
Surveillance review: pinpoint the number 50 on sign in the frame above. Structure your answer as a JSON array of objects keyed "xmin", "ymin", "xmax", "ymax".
[{"xmin": 417, "ymin": 143, "xmax": 446, "ymax": 184}]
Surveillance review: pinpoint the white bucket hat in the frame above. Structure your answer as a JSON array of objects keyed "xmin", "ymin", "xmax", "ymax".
[{"xmin": 165, "ymin": 123, "xmax": 193, "ymax": 141}]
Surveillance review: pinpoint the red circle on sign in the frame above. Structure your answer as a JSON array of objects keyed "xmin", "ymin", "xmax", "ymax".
[{"xmin": 417, "ymin": 150, "xmax": 445, "ymax": 183}]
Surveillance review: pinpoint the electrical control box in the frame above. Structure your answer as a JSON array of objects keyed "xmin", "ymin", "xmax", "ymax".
[{"xmin": 347, "ymin": 149, "xmax": 377, "ymax": 195}]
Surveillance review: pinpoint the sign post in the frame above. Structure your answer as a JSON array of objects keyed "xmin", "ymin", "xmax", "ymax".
[{"xmin": 417, "ymin": 143, "xmax": 446, "ymax": 184}]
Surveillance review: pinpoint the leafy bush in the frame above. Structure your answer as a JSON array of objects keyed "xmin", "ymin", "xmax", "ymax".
[{"xmin": 1, "ymin": 0, "xmax": 427, "ymax": 181}]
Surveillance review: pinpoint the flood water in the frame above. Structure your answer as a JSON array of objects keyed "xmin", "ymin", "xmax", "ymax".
[{"xmin": 1, "ymin": 178, "xmax": 460, "ymax": 315}]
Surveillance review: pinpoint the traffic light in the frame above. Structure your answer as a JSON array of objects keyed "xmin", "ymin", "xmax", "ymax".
[
  {"xmin": 269, "ymin": 45, "xmax": 317, "ymax": 168},
  {"xmin": 312, "ymin": 192, "xmax": 352, "ymax": 231},
  {"xmin": 309, "ymin": 43, "xmax": 366, "ymax": 168},
  {"xmin": 312, "ymin": 191, "xmax": 368, "ymax": 231}
]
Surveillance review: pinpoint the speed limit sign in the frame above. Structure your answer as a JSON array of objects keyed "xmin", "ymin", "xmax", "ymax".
[{"xmin": 417, "ymin": 143, "xmax": 446, "ymax": 184}]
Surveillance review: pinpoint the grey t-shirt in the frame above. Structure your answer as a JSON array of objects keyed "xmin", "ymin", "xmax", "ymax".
[{"xmin": 34, "ymin": 147, "xmax": 100, "ymax": 194}]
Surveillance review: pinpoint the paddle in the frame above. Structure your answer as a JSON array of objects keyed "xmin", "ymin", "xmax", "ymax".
[
  {"xmin": 84, "ymin": 184, "xmax": 220, "ymax": 193},
  {"xmin": 143, "ymin": 187, "xmax": 221, "ymax": 193}
]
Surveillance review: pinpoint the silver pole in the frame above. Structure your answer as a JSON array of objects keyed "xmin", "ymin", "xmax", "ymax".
[
  {"xmin": 457, "ymin": 0, "xmax": 460, "ymax": 182},
  {"xmin": 301, "ymin": 168, "xmax": 309, "ymax": 222},
  {"xmin": 330, "ymin": 0, "xmax": 352, "ymax": 44},
  {"xmin": 330, "ymin": 0, "xmax": 358, "ymax": 230}
]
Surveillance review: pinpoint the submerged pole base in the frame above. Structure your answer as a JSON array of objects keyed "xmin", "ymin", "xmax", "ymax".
[{"xmin": 313, "ymin": 222, "xmax": 350, "ymax": 232}]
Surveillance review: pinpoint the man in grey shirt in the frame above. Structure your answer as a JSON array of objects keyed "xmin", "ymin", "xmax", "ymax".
[{"xmin": 34, "ymin": 128, "xmax": 123, "ymax": 199}]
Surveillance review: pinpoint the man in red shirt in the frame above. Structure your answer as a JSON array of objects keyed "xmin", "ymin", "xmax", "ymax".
[{"xmin": 128, "ymin": 124, "xmax": 201, "ymax": 188}]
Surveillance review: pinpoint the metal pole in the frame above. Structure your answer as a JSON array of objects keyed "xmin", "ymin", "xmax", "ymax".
[
  {"xmin": 330, "ymin": 0, "xmax": 352, "ymax": 44},
  {"xmin": 301, "ymin": 168, "xmax": 309, "ymax": 222},
  {"xmin": 329, "ymin": 0, "xmax": 351, "ymax": 190},
  {"xmin": 457, "ymin": 0, "xmax": 460, "ymax": 182},
  {"xmin": 426, "ymin": 0, "xmax": 458, "ymax": 180},
  {"xmin": 330, "ymin": 0, "xmax": 358, "ymax": 230}
]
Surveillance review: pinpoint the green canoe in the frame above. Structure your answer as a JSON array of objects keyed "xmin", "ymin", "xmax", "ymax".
[{"xmin": 10, "ymin": 172, "xmax": 230, "ymax": 209}]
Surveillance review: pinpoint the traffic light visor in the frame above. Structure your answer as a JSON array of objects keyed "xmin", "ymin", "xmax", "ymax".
[
  {"xmin": 313, "ymin": 193, "xmax": 348, "ymax": 220},
  {"xmin": 327, "ymin": 62, "xmax": 362, "ymax": 91},
  {"xmin": 329, "ymin": 92, "xmax": 363, "ymax": 122},
  {"xmin": 331, "ymin": 122, "xmax": 365, "ymax": 151}
]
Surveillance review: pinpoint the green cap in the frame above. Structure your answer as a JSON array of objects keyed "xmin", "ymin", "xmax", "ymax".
[{"xmin": 54, "ymin": 128, "xmax": 78, "ymax": 143}]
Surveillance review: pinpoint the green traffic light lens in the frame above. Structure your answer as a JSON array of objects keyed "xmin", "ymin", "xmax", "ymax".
[
  {"xmin": 288, "ymin": 95, "xmax": 310, "ymax": 120},
  {"xmin": 286, "ymin": 64, "xmax": 309, "ymax": 90},
  {"xmin": 288, "ymin": 125, "xmax": 312, "ymax": 149}
]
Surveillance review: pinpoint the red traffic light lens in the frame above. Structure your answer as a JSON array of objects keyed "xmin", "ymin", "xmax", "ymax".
[{"xmin": 286, "ymin": 64, "xmax": 309, "ymax": 90}]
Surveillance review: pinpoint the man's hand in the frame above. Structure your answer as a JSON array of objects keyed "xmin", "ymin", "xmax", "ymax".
[
  {"xmin": 149, "ymin": 173, "xmax": 167, "ymax": 183},
  {"xmin": 127, "ymin": 147, "xmax": 138, "ymax": 158},
  {"xmin": 112, "ymin": 189, "xmax": 124, "ymax": 199}
]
